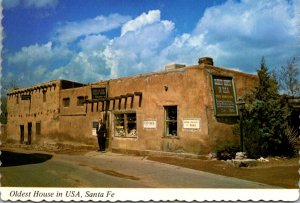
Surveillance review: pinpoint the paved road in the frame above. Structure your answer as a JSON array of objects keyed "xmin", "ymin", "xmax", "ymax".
[{"xmin": 0, "ymin": 149, "xmax": 281, "ymax": 188}]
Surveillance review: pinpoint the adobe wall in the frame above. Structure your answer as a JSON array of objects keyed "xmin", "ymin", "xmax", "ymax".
[
  {"xmin": 105, "ymin": 65, "xmax": 257, "ymax": 154},
  {"xmin": 7, "ymin": 81, "xmax": 60, "ymax": 144},
  {"xmin": 107, "ymin": 67, "xmax": 207, "ymax": 154},
  {"xmin": 6, "ymin": 60, "xmax": 258, "ymax": 155},
  {"xmin": 202, "ymin": 65, "xmax": 258, "ymax": 152},
  {"xmin": 0, "ymin": 124, "xmax": 7, "ymax": 143},
  {"xmin": 58, "ymin": 83, "xmax": 108, "ymax": 145}
]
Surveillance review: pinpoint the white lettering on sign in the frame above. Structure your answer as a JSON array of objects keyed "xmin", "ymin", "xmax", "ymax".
[
  {"xmin": 143, "ymin": 120, "xmax": 157, "ymax": 129},
  {"xmin": 183, "ymin": 119, "xmax": 200, "ymax": 129}
]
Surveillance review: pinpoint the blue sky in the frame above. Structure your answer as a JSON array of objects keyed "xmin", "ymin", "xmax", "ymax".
[{"xmin": 2, "ymin": 0, "xmax": 300, "ymax": 87}]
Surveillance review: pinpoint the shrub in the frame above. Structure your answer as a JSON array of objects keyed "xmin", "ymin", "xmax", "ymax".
[{"xmin": 216, "ymin": 144, "xmax": 240, "ymax": 160}]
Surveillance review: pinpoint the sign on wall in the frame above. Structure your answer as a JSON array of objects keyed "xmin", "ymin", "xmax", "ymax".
[
  {"xmin": 92, "ymin": 121, "xmax": 98, "ymax": 136},
  {"xmin": 212, "ymin": 75, "xmax": 238, "ymax": 116},
  {"xmin": 143, "ymin": 120, "xmax": 157, "ymax": 129},
  {"xmin": 183, "ymin": 119, "xmax": 200, "ymax": 129},
  {"xmin": 21, "ymin": 95, "xmax": 31, "ymax": 100},
  {"xmin": 91, "ymin": 87, "xmax": 107, "ymax": 100}
]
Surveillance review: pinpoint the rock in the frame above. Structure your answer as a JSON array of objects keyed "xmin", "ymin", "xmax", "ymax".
[
  {"xmin": 235, "ymin": 152, "xmax": 247, "ymax": 160},
  {"xmin": 232, "ymin": 159, "xmax": 257, "ymax": 167},
  {"xmin": 208, "ymin": 152, "xmax": 217, "ymax": 159},
  {"xmin": 257, "ymin": 157, "xmax": 269, "ymax": 162}
]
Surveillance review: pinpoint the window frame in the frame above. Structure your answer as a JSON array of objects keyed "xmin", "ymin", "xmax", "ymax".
[
  {"xmin": 63, "ymin": 97, "xmax": 70, "ymax": 107},
  {"xmin": 164, "ymin": 106, "xmax": 178, "ymax": 137},
  {"xmin": 114, "ymin": 111, "xmax": 137, "ymax": 138},
  {"xmin": 77, "ymin": 96, "xmax": 85, "ymax": 106}
]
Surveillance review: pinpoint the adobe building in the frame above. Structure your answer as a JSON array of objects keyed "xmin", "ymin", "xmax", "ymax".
[{"xmin": 6, "ymin": 57, "xmax": 258, "ymax": 155}]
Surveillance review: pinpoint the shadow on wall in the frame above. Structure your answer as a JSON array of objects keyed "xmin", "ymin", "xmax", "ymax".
[
  {"xmin": 216, "ymin": 117, "xmax": 238, "ymax": 124},
  {"xmin": 1, "ymin": 151, "xmax": 53, "ymax": 167}
]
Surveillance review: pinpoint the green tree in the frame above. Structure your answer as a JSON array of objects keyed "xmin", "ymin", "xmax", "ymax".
[{"xmin": 243, "ymin": 57, "xmax": 294, "ymax": 158}]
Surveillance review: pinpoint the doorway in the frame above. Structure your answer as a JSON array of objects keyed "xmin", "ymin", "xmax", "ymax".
[
  {"xmin": 27, "ymin": 122, "xmax": 32, "ymax": 144},
  {"xmin": 20, "ymin": 125, "xmax": 24, "ymax": 144}
]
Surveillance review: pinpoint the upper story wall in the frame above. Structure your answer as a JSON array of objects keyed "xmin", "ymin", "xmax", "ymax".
[
  {"xmin": 7, "ymin": 80, "xmax": 61, "ymax": 123},
  {"xmin": 60, "ymin": 86, "xmax": 89, "ymax": 116}
]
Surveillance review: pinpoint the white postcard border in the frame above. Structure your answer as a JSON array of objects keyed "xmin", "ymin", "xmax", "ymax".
[{"xmin": 1, "ymin": 187, "xmax": 299, "ymax": 202}]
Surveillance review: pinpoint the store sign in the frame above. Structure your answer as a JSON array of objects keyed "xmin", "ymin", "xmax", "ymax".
[
  {"xmin": 91, "ymin": 88, "xmax": 107, "ymax": 100},
  {"xmin": 183, "ymin": 119, "xmax": 200, "ymax": 129},
  {"xmin": 212, "ymin": 75, "xmax": 238, "ymax": 116},
  {"xmin": 143, "ymin": 120, "xmax": 157, "ymax": 129},
  {"xmin": 21, "ymin": 95, "xmax": 31, "ymax": 100}
]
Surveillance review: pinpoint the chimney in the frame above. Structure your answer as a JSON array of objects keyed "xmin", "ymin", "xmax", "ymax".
[{"xmin": 198, "ymin": 57, "xmax": 214, "ymax": 66}]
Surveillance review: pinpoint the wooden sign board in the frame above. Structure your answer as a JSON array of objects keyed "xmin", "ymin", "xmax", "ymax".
[
  {"xmin": 212, "ymin": 75, "xmax": 238, "ymax": 116},
  {"xmin": 91, "ymin": 88, "xmax": 107, "ymax": 100},
  {"xmin": 21, "ymin": 95, "xmax": 31, "ymax": 100}
]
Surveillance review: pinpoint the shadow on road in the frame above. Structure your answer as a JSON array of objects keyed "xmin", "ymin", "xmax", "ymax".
[{"xmin": 1, "ymin": 150, "xmax": 53, "ymax": 167}]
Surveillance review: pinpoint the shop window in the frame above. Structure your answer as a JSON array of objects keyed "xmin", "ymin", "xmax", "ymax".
[
  {"xmin": 115, "ymin": 112, "xmax": 137, "ymax": 137},
  {"xmin": 63, "ymin": 98, "xmax": 70, "ymax": 107},
  {"xmin": 165, "ymin": 106, "xmax": 178, "ymax": 136},
  {"xmin": 77, "ymin": 96, "xmax": 85, "ymax": 106},
  {"xmin": 36, "ymin": 122, "xmax": 41, "ymax": 135}
]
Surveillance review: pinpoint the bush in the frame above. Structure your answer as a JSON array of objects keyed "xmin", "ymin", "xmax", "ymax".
[{"xmin": 216, "ymin": 144, "xmax": 240, "ymax": 160}]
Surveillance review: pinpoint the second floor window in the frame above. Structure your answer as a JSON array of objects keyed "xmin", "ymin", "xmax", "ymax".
[
  {"xmin": 63, "ymin": 98, "xmax": 70, "ymax": 107},
  {"xmin": 77, "ymin": 96, "xmax": 85, "ymax": 106}
]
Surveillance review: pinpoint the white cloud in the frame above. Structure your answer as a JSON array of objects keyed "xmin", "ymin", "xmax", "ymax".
[
  {"xmin": 121, "ymin": 10, "xmax": 174, "ymax": 36},
  {"xmin": 7, "ymin": 42, "xmax": 71, "ymax": 68},
  {"xmin": 191, "ymin": 0, "xmax": 299, "ymax": 71},
  {"xmin": 3, "ymin": 0, "xmax": 58, "ymax": 9},
  {"xmin": 6, "ymin": 1, "xmax": 300, "ymax": 86},
  {"xmin": 78, "ymin": 34, "xmax": 109, "ymax": 51},
  {"xmin": 54, "ymin": 14, "xmax": 130, "ymax": 44}
]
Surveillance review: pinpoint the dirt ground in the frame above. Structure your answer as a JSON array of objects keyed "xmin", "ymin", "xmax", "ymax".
[
  {"xmin": 1, "ymin": 143, "xmax": 298, "ymax": 188},
  {"xmin": 147, "ymin": 155, "xmax": 299, "ymax": 188}
]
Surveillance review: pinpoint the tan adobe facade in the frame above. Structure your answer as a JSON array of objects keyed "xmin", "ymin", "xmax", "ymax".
[{"xmin": 7, "ymin": 57, "xmax": 258, "ymax": 155}]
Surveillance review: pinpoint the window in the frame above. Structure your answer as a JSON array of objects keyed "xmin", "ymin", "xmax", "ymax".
[
  {"xmin": 63, "ymin": 98, "xmax": 70, "ymax": 107},
  {"xmin": 16, "ymin": 95, "xmax": 19, "ymax": 104},
  {"xmin": 36, "ymin": 122, "xmax": 41, "ymax": 135},
  {"xmin": 165, "ymin": 106, "xmax": 177, "ymax": 136},
  {"xmin": 115, "ymin": 112, "xmax": 137, "ymax": 137},
  {"xmin": 77, "ymin": 96, "xmax": 85, "ymax": 106},
  {"xmin": 43, "ymin": 90, "xmax": 47, "ymax": 102}
]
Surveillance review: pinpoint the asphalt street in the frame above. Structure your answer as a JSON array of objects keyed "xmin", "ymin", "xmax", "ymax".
[{"xmin": 0, "ymin": 150, "xmax": 281, "ymax": 188}]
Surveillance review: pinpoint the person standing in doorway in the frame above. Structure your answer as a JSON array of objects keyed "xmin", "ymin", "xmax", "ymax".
[{"xmin": 96, "ymin": 118, "xmax": 107, "ymax": 152}]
